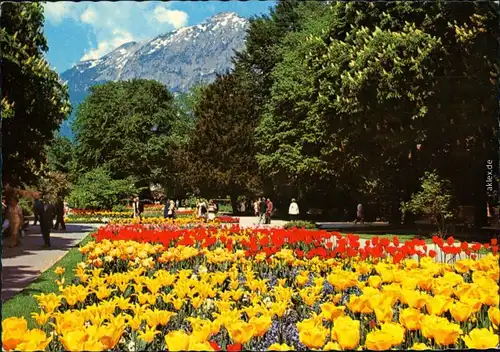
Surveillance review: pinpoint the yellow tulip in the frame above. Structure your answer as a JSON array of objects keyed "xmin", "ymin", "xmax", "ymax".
[
  {"xmin": 188, "ymin": 340, "xmax": 215, "ymax": 351},
  {"xmin": 268, "ymin": 342, "xmax": 295, "ymax": 351},
  {"xmin": 54, "ymin": 266, "xmax": 65, "ymax": 275},
  {"xmin": 450, "ymin": 302, "xmax": 473, "ymax": 323},
  {"xmin": 165, "ymin": 330, "xmax": 191, "ymax": 351},
  {"xmin": 380, "ymin": 322, "xmax": 405, "ymax": 346},
  {"xmin": 368, "ymin": 275, "xmax": 382, "ymax": 288},
  {"xmin": 410, "ymin": 342, "xmax": 430, "ymax": 350},
  {"xmin": 227, "ymin": 321, "xmax": 255, "ymax": 344},
  {"xmin": 463, "ymin": 328, "xmax": 499, "ymax": 349},
  {"xmin": 138, "ymin": 326, "xmax": 160, "ymax": 343},
  {"xmin": 298, "ymin": 325, "xmax": 328, "ymax": 349},
  {"xmin": 365, "ymin": 330, "xmax": 394, "ymax": 351},
  {"xmin": 432, "ymin": 322, "xmax": 463, "ymax": 346},
  {"xmin": 331, "ymin": 316, "xmax": 360, "ymax": 350},
  {"xmin": 31, "ymin": 311, "xmax": 50, "ymax": 326},
  {"xmin": 2, "ymin": 317, "xmax": 28, "ymax": 351},
  {"xmin": 374, "ymin": 304, "xmax": 393, "ymax": 324},
  {"xmin": 13, "ymin": 328, "xmax": 52, "ymax": 351},
  {"xmin": 488, "ymin": 306, "xmax": 499, "ymax": 329},
  {"xmin": 426, "ymin": 295, "xmax": 452, "ymax": 316},
  {"xmin": 398, "ymin": 308, "xmax": 422, "ymax": 331},
  {"xmin": 249, "ymin": 315, "xmax": 272, "ymax": 337},
  {"xmin": 320, "ymin": 303, "xmax": 345, "ymax": 322},
  {"xmin": 322, "ymin": 341, "xmax": 341, "ymax": 351}
]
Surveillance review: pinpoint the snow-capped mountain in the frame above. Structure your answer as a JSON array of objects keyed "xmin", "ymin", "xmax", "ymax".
[{"xmin": 60, "ymin": 12, "xmax": 249, "ymax": 137}]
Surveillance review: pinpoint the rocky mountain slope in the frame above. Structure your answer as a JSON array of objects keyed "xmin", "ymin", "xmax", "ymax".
[{"xmin": 59, "ymin": 12, "xmax": 249, "ymax": 137}]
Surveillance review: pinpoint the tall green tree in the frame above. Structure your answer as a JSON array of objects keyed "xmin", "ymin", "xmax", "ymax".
[
  {"xmin": 178, "ymin": 72, "xmax": 262, "ymax": 211},
  {"xmin": 1, "ymin": 2, "xmax": 71, "ymax": 186},
  {"xmin": 72, "ymin": 79, "xmax": 178, "ymax": 189},
  {"xmin": 255, "ymin": 2, "xmax": 499, "ymax": 223},
  {"xmin": 45, "ymin": 134, "xmax": 75, "ymax": 176}
]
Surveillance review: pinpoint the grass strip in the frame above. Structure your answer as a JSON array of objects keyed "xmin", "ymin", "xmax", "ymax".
[
  {"xmin": 1, "ymin": 233, "xmax": 94, "ymax": 329},
  {"xmin": 354, "ymin": 233, "xmax": 433, "ymax": 243}
]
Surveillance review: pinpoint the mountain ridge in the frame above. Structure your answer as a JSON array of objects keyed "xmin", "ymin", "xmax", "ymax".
[{"xmin": 59, "ymin": 12, "xmax": 249, "ymax": 138}]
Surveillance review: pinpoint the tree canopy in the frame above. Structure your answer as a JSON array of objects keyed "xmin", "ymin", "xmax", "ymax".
[
  {"xmin": 1, "ymin": 2, "xmax": 71, "ymax": 186},
  {"xmin": 177, "ymin": 72, "xmax": 262, "ymax": 208},
  {"xmin": 252, "ymin": 1, "xmax": 499, "ymax": 222},
  {"xmin": 72, "ymin": 79, "xmax": 178, "ymax": 188}
]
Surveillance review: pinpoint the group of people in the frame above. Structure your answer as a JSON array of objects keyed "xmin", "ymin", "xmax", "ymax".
[
  {"xmin": 2, "ymin": 190, "xmax": 66, "ymax": 248},
  {"xmin": 196, "ymin": 199, "xmax": 218, "ymax": 222},
  {"xmin": 253, "ymin": 197, "xmax": 274, "ymax": 225},
  {"xmin": 163, "ymin": 199, "xmax": 178, "ymax": 220}
]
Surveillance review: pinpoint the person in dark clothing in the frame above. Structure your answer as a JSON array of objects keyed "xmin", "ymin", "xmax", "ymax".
[
  {"xmin": 33, "ymin": 197, "xmax": 42, "ymax": 226},
  {"xmin": 40, "ymin": 196, "xmax": 55, "ymax": 247},
  {"xmin": 265, "ymin": 198, "xmax": 274, "ymax": 225},
  {"xmin": 53, "ymin": 198, "xmax": 66, "ymax": 230},
  {"xmin": 163, "ymin": 199, "xmax": 170, "ymax": 219}
]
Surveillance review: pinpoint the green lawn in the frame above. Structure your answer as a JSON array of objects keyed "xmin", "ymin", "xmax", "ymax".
[
  {"xmin": 354, "ymin": 233, "xmax": 433, "ymax": 244},
  {"xmin": 1, "ymin": 234, "xmax": 94, "ymax": 329}
]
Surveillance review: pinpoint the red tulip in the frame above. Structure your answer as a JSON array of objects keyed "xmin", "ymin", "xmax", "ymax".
[
  {"xmin": 392, "ymin": 236, "xmax": 400, "ymax": 247},
  {"xmin": 446, "ymin": 236, "xmax": 455, "ymax": 245},
  {"xmin": 429, "ymin": 250, "xmax": 437, "ymax": 258},
  {"xmin": 227, "ymin": 344, "xmax": 242, "ymax": 351},
  {"xmin": 491, "ymin": 238, "xmax": 498, "ymax": 246},
  {"xmin": 472, "ymin": 243, "xmax": 481, "ymax": 252},
  {"xmin": 460, "ymin": 241, "xmax": 468, "ymax": 251},
  {"xmin": 209, "ymin": 341, "xmax": 221, "ymax": 351}
]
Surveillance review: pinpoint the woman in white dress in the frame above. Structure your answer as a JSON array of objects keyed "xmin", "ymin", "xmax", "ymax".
[{"xmin": 207, "ymin": 200, "xmax": 216, "ymax": 222}]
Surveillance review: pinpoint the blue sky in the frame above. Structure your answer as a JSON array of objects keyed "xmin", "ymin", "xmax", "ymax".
[{"xmin": 42, "ymin": 1, "xmax": 276, "ymax": 74}]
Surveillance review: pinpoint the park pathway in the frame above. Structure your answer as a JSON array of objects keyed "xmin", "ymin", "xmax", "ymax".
[
  {"xmin": 238, "ymin": 215, "xmax": 288, "ymax": 229},
  {"xmin": 1, "ymin": 223, "xmax": 102, "ymax": 302}
]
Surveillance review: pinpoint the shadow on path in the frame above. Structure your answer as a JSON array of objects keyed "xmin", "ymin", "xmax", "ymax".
[
  {"xmin": 1, "ymin": 223, "xmax": 98, "ymax": 302},
  {"xmin": 1, "ymin": 265, "xmax": 46, "ymax": 301},
  {"xmin": 2, "ymin": 224, "xmax": 96, "ymax": 259}
]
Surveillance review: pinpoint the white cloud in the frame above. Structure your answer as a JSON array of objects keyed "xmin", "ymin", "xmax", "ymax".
[
  {"xmin": 81, "ymin": 29, "xmax": 134, "ymax": 61},
  {"xmin": 43, "ymin": 2, "xmax": 78, "ymax": 24},
  {"xmin": 80, "ymin": 8, "xmax": 98, "ymax": 25},
  {"xmin": 153, "ymin": 6, "xmax": 188, "ymax": 28},
  {"xmin": 44, "ymin": 2, "xmax": 189, "ymax": 62}
]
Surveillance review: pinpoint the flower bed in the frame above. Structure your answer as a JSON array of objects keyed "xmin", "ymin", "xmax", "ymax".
[
  {"xmin": 2, "ymin": 227, "xmax": 498, "ymax": 351},
  {"xmin": 65, "ymin": 211, "xmax": 239, "ymax": 225}
]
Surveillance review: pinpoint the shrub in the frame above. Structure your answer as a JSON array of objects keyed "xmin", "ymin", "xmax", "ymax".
[
  {"xmin": 401, "ymin": 170, "xmax": 454, "ymax": 237},
  {"xmin": 283, "ymin": 220, "xmax": 317, "ymax": 230},
  {"xmin": 112, "ymin": 204, "xmax": 130, "ymax": 213},
  {"xmin": 18, "ymin": 197, "xmax": 33, "ymax": 217},
  {"xmin": 67, "ymin": 167, "xmax": 137, "ymax": 210}
]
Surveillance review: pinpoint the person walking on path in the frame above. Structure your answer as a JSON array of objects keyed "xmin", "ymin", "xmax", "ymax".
[
  {"xmin": 163, "ymin": 199, "xmax": 170, "ymax": 219},
  {"xmin": 258, "ymin": 197, "xmax": 267, "ymax": 225},
  {"xmin": 288, "ymin": 198, "xmax": 299, "ymax": 222},
  {"xmin": 265, "ymin": 198, "xmax": 274, "ymax": 225},
  {"xmin": 40, "ymin": 195, "xmax": 55, "ymax": 248},
  {"xmin": 254, "ymin": 199, "xmax": 259, "ymax": 217},
  {"xmin": 53, "ymin": 198, "xmax": 66, "ymax": 231},
  {"xmin": 208, "ymin": 200, "xmax": 217, "ymax": 223},
  {"xmin": 6, "ymin": 195, "xmax": 23, "ymax": 248},
  {"xmin": 169, "ymin": 199, "xmax": 176, "ymax": 220},
  {"xmin": 354, "ymin": 203, "xmax": 364, "ymax": 225},
  {"xmin": 33, "ymin": 196, "xmax": 42, "ymax": 226},
  {"xmin": 199, "ymin": 199, "xmax": 208, "ymax": 222},
  {"xmin": 133, "ymin": 197, "xmax": 144, "ymax": 222}
]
